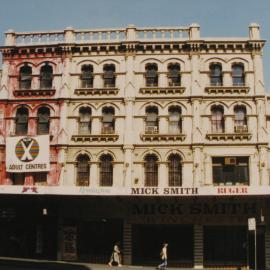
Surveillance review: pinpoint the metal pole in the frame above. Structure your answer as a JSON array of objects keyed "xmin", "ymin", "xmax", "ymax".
[{"xmin": 255, "ymin": 225, "xmax": 257, "ymax": 270}]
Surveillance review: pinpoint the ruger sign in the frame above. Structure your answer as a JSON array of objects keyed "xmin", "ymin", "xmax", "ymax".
[{"xmin": 6, "ymin": 135, "xmax": 50, "ymax": 172}]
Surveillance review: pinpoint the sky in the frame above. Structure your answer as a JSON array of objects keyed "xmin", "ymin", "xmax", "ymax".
[{"xmin": 0, "ymin": 0, "xmax": 269, "ymax": 89}]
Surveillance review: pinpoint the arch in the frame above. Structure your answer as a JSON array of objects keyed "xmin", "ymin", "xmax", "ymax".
[
  {"xmin": 12, "ymin": 104, "xmax": 32, "ymax": 116},
  {"xmin": 73, "ymin": 103, "xmax": 97, "ymax": 115},
  {"xmin": 33, "ymin": 104, "xmax": 56, "ymax": 116},
  {"xmin": 16, "ymin": 61, "xmax": 36, "ymax": 69},
  {"xmin": 140, "ymin": 58, "xmax": 163, "ymax": 66},
  {"xmin": 165, "ymin": 101, "xmax": 188, "ymax": 114},
  {"xmin": 99, "ymin": 58, "xmax": 121, "ymax": 68},
  {"xmin": 163, "ymin": 57, "xmax": 185, "ymax": 68},
  {"xmin": 38, "ymin": 61, "xmax": 57, "ymax": 72},
  {"xmin": 96, "ymin": 150, "xmax": 116, "ymax": 161},
  {"xmin": 138, "ymin": 102, "xmax": 163, "ymax": 114},
  {"xmin": 76, "ymin": 59, "xmax": 98, "ymax": 73},
  {"xmin": 229, "ymin": 101, "xmax": 253, "ymax": 114},
  {"xmin": 164, "ymin": 149, "xmax": 185, "ymax": 161},
  {"xmin": 141, "ymin": 150, "xmax": 161, "ymax": 162},
  {"xmin": 96, "ymin": 102, "xmax": 120, "ymax": 113},
  {"xmin": 204, "ymin": 57, "xmax": 226, "ymax": 65},
  {"xmin": 74, "ymin": 150, "xmax": 93, "ymax": 161},
  {"xmin": 204, "ymin": 101, "xmax": 229, "ymax": 115}
]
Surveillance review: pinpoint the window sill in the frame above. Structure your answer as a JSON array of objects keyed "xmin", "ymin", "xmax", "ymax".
[
  {"xmin": 206, "ymin": 132, "xmax": 252, "ymax": 141},
  {"xmin": 13, "ymin": 89, "xmax": 56, "ymax": 97},
  {"xmin": 140, "ymin": 86, "xmax": 185, "ymax": 94},
  {"xmin": 205, "ymin": 85, "xmax": 249, "ymax": 94},
  {"xmin": 74, "ymin": 87, "xmax": 119, "ymax": 95},
  {"xmin": 72, "ymin": 134, "xmax": 119, "ymax": 142},
  {"xmin": 140, "ymin": 133, "xmax": 186, "ymax": 142}
]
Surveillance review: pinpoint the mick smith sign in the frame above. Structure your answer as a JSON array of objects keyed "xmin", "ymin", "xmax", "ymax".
[{"xmin": 6, "ymin": 135, "xmax": 50, "ymax": 172}]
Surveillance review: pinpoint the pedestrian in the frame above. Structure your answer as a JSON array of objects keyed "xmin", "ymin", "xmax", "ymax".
[
  {"xmin": 108, "ymin": 241, "xmax": 122, "ymax": 267},
  {"xmin": 157, "ymin": 242, "xmax": 168, "ymax": 270}
]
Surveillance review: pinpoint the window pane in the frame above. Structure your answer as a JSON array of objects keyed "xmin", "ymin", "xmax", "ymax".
[
  {"xmin": 77, "ymin": 156, "xmax": 90, "ymax": 186},
  {"xmin": 100, "ymin": 155, "xmax": 113, "ymax": 186},
  {"xmin": 145, "ymin": 155, "xmax": 158, "ymax": 186}
]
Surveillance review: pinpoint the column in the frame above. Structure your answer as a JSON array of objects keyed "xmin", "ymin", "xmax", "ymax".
[
  {"xmin": 194, "ymin": 225, "xmax": 204, "ymax": 269},
  {"xmin": 259, "ymin": 146, "xmax": 269, "ymax": 185},
  {"xmin": 94, "ymin": 74, "xmax": 103, "ymax": 88},
  {"xmin": 204, "ymin": 155, "xmax": 212, "ymax": 186},
  {"xmin": 90, "ymin": 162, "xmax": 98, "ymax": 187},
  {"xmin": 159, "ymin": 117, "xmax": 168, "ymax": 133},
  {"xmin": 159, "ymin": 73, "xmax": 167, "ymax": 87},
  {"xmin": 192, "ymin": 99, "xmax": 202, "ymax": 143},
  {"xmin": 223, "ymin": 71, "xmax": 232, "ymax": 86},
  {"xmin": 0, "ymin": 61, "xmax": 10, "ymax": 99},
  {"xmin": 122, "ymin": 221, "xmax": 132, "ymax": 265},
  {"xmin": 256, "ymin": 99, "xmax": 267, "ymax": 141},
  {"xmin": 158, "ymin": 162, "xmax": 167, "ymax": 188},
  {"xmin": 182, "ymin": 161, "xmax": 193, "ymax": 187},
  {"xmin": 91, "ymin": 117, "xmax": 100, "ymax": 134},
  {"xmin": 193, "ymin": 147, "xmax": 202, "ymax": 186},
  {"xmin": 225, "ymin": 115, "xmax": 234, "ymax": 133},
  {"xmin": 123, "ymin": 146, "xmax": 133, "ymax": 187}
]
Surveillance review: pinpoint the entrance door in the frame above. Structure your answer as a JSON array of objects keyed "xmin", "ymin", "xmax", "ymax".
[{"xmin": 132, "ymin": 224, "xmax": 193, "ymax": 267}]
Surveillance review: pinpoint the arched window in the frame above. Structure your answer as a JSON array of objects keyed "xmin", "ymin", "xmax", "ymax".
[
  {"xmin": 15, "ymin": 107, "xmax": 29, "ymax": 135},
  {"xmin": 145, "ymin": 106, "xmax": 159, "ymax": 133},
  {"xmin": 168, "ymin": 63, "xmax": 181, "ymax": 86},
  {"xmin": 79, "ymin": 107, "xmax": 91, "ymax": 134},
  {"xmin": 144, "ymin": 154, "xmax": 158, "ymax": 186},
  {"xmin": 211, "ymin": 106, "xmax": 224, "ymax": 133},
  {"xmin": 100, "ymin": 154, "xmax": 113, "ymax": 186},
  {"xmin": 103, "ymin": 64, "xmax": 115, "ymax": 87},
  {"xmin": 168, "ymin": 154, "xmax": 182, "ymax": 186},
  {"xmin": 81, "ymin": 65, "xmax": 93, "ymax": 88},
  {"xmin": 102, "ymin": 107, "xmax": 115, "ymax": 134},
  {"xmin": 37, "ymin": 107, "xmax": 50, "ymax": 134},
  {"xmin": 76, "ymin": 154, "xmax": 90, "ymax": 186},
  {"xmin": 168, "ymin": 106, "xmax": 182, "ymax": 134},
  {"xmin": 40, "ymin": 63, "xmax": 53, "ymax": 89},
  {"xmin": 145, "ymin": 63, "xmax": 158, "ymax": 87},
  {"xmin": 232, "ymin": 64, "xmax": 245, "ymax": 86},
  {"xmin": 234, "ymin": 106, "xmax": 247, "ymax": 131},
  {"xmin": 210, "ymin": 63, "xmax": 222, "ymax": 86},
  {"xmin": 19, "ymin": 65, "xmax": 32, "ymax": 89}
]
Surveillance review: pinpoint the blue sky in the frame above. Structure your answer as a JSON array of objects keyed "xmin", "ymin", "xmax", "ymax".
[{"xmin": 0, "ymin": 0, "xmax": 269, "ymax": 89}]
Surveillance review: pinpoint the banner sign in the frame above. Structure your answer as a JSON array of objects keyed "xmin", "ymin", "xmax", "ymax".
[
  {"xmin": 6, "ymin": 135, "xmax": 50, "ymax": 172},
  {"xmin": 248, "ymin": 217, "xmax": 256, "ymax": 231}
]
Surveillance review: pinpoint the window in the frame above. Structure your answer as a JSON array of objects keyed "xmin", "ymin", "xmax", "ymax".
[
  {"xmin": 144, "ymin": 154, "xmax": 158, "ymax": 186},
  {"xmin": 33, "ymin": 172, "xmax": 47, "ymax": 185},
  {"xmin": 81, "ymin": 65, "xmax": 93, "ymax": 88},
  {"xmin": 234, "ymin": 106, "xmax": 247, "ymax": 128},
  {"xmin": 232, "ymin": 64, "xmax": 245, "ymax": 86},
  {"xmin": 168, "ymin": 106, "xmax": 182, "ymax": 134},
  {"xmin": 100, "ymin": 154, "xmax": 113, "ymax": 186},
  {"xmin": 212, "ymin": 157, "xmax": 249, "ymax": 185},
  {"xmin": 102, "ymin": 107, "xmax": 115, "ymax": 134},
  {"xmin": 103, "ymin": 64, "xmax": 115, "ymax": 87},
  {"xmin": 79, "ymin": 107, "xmax": 91, "ymax": 134},
  {"xmin": 168, "ymin": 154, "xmax": 182, "ymax": 186},
  {"xmin": 168, "ymin": 63, "xmax": 181, "ymax": 86},
  {"xmin": 145, "ymin": 63, "xmax": 158, "ymax": 87},
  {"xmin": 37, "ymin": 107, "xmax": 50, "ymax": 134},
  {"xmin": 211, "ymin": 106, "xmax": 224, "ymax": 133},
  {"xmin": 19, "ymin": 65, "xmax": 32, "ymax": 89},
  {"xmin": 11, "ymin": 173, "xmax": 25, "ymax": 185},
  {"xmin": 40, "ymin": 63, "xmax": 53, "ymax": 89},
  {"xmin": 15, "ymin": 107, "xmax": 29, "ymax": 135},
  {"xmin": 76, "ymin": 155, "xmax": 90, "ymax": 186},
  {"xmin": 210, "ymin": 63, "xmax": 222, "ymax": 86},
  {"xmin": 145, "ymin": 106, "xmax": 159, "ymax": 133}
]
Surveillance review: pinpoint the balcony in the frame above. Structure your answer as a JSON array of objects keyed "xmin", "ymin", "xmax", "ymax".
[
  {"xmin": 205, "ymin": 85, "xmax": 249, "ymax": 94},
  {"xmin": 141, "ymin": 126, "xmax": 186, "ymax": 141},
  {"xmin": 74, "ymin": 87, "xmax": 119, "ymax": 96},
  {"xmin": 13, "ymin": 88, "xmax": 56, "ymax": 97},
  {"xmin": 140, "ymin": 86, "xmax": 185, "ymax": 95}
]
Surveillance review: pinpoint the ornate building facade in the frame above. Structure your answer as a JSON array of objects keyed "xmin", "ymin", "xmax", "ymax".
[{"xmin": 0, "ymin": 23, "xmax": 269, "ymax": 269}]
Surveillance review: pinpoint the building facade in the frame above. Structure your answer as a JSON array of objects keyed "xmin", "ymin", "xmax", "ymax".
[{"xmin": 0, "ymin": 23, "xmax": 270, "ymax": 269}]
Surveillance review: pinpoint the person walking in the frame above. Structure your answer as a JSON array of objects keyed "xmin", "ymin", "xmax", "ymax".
[
  {"xmin": 157, "ymin": 243, "xmax": 168, "ymax": 270},
  {"xmin": 108, "ymin": 241, "xmax": 122, "ymax": 267}
]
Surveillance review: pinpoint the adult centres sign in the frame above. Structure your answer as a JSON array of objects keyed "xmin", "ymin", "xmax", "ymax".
[{"xmin": 6, "ymin": 135, "xmax": 50, "ymax": 172}]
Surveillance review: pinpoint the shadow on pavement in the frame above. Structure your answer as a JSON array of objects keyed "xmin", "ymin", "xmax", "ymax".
[{"xmin": 0, "ymin": 258, "xmax": 91, "ymax": 270}]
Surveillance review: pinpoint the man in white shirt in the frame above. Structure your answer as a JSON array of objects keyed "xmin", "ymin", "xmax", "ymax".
[{"xmin": 157, "ymin": 243, "xmax": 168, "ymax": 269}]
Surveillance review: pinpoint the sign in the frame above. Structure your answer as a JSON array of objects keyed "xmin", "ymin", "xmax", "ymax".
[
  {"xmin": 248, "ymin": 217, "xmax": 256, "ymax": 231},
  {"xmin": 6, "ymin": 135, "xmax": 50, "ymax": 172},
  {"xmin": 62, "ymin": 227, "xmax": 77, "ymax": 261}
]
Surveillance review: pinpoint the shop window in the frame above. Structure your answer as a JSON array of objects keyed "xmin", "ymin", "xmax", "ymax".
[
  {"xmin": 103, "ymin": 64, "xmax": 115, "ymax": 87},
  {"xmin": 81, "ymin": 65, "xmax": 93, "ymax": 88},
  {"xmin": 145, "ymin": 106, "xmax": 159, "ymax": 134},
  {"xmin": 76, "ymin": 155, "xmax": 90, "ymax": 186},
  {"xmin": 15, "ymin": 107, "xmax": 29, "ymax": 135},
  {"xmin": 19, "ymin": 64, "xmax": 32, "ymax": 89},
  {"xmin": 168, "ymin": 154, "xmax": 182, "ymax": 186},
  {"xmin": 100, "ymin": 154, "xmax": 113, "ymax": 186},
  {"xmin": 40, "ymin": 63, "xmax": 53, "ymax": 89},
  {"xmin": 212, "ymin": 156, "xmax": 249, "ymax": 185},
  {"xmin": 211, "ymin": 106, "xmax": 224, "ymax": 133},
  {"xmin": 168, "ymin": 106, "xmax": 182, "ymax": 134},
  {"xmin": 33, "ymin": 172, "xmax": 47, "ymax": 185},
  {"xmin": 37, "ymin": 107, "xmax": 50, "ymax": 134},
  {"xmin": 11, "ymin": 173, "xmax": 25, "ymax": 185},
  {"xmin": 168, "ymin": 63, "xmax": 181, "ymax": 86},
  {"xmin": 232, "ymin": 64, "xmax": 245, "ymax": 86},
  {"xmin": 79, "ymin": 107, "xmax": 91, "ymax": 134},
  {"xmin": 144, "ymin": 154, "xmax": 158, "ymax": 186},
  {"xmin": 210, "ymin": 63, "xmax": 222, "ymax": 86},
  {"xmin": 145, "ymin": 63, "xmax": 158, "ymax": 87},
  {"xmin": 102, "ymin": 107, "xmax": 115, "ymax": 134}
]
